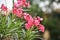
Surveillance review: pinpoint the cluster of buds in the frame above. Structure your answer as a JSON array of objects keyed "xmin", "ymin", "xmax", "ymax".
[{"xmin": 0, "ymin": 0, "xmax": 44, "ymax": 32}]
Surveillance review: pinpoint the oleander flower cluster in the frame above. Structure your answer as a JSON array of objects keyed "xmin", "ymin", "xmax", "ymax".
[{"xmin": 0, "ymin": 0, "xmax": 44, "ymax": 40}]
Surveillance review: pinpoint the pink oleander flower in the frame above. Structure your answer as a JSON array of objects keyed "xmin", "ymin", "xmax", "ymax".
[
  {"xmin": 23, "ymin": 13, "xmax": 34, "ymax": 30},
  {"xmin": 39, "ymin": 24, "xmax": 45, "ymax": 32},
  {"xmin": 34, "ymin": 17, "xmax": 40, "ymax": 26},
  {"xmin": 17, "ymin": 1, "xmax": 23, "ymax": 6},
  {"xmin": 28, "ymin": 20, "xmax": 33, "ymax": 26},
  {"xmin": 1, "ymin": 4, "xmax": 8, "ymax": 11},
  {"xmin": 25, "ymin": 23, "xmax": 31, "ymax": 30},
  {"xmin": 34, "ymin": 19, "xmax": 40, "ymax": 26},
  {"xmin": 17, "ymin": 0, "xmax": 26, "ymax": 7},
  {"xmin": 23, "ymin": 13, "xmax": 33, "ymax": 21},
  {"xmin": 33, "ymin": 16, "xmax": 43, "ymax": 26},
  {"xmin": 25, "ymin": 18, "xmax": 33, "ymax": 30},
  {"xmin": 17, "ymin": 0, "xmax": 30, "ymax": 8},
  {"xmin": 14, "ymin": 2, "xmax": 20, "ymax": 8},
  {"xmin": 13, "ymin": 8, "xmax": 23, "ymax": 17},
  {"xmin": 23, "ymin": 13, "xmax": 30, "ymax": 21}
]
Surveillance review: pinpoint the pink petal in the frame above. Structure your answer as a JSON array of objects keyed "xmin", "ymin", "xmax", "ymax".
[
  {"xmin": 25, "ymin": 23, "xmax": 31, "ymax": 30},
  {"xmin": 39, "ymin": 24, "xmax": 45, "ymax": 32}
]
